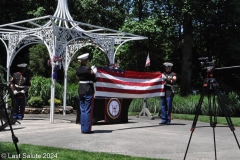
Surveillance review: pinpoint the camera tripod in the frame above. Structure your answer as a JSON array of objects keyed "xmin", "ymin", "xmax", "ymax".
[
  {"xmin": 183, "ymin": 69, "xmax": 240, "ymax": 160},
  {"xmin": 0, "ymin": 84, "xmax": 21, "ymax": 160}
]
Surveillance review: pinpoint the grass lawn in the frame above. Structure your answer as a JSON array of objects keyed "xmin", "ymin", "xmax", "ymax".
[
  {"xmin": 0, "ymin": 142, "xmax": 164, "ymax": 160},
  {"xmin": 129, "ymin": 112, "xmax": 240, "ymax": 127},
  {"xmin": 172, "ymin": 114, "xmax": 240, "ymax": 127}
]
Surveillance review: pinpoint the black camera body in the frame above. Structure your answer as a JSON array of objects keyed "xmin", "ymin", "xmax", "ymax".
[{"xmin": 198, "ymin": 57, "xmax": 215, "ymax": 70}]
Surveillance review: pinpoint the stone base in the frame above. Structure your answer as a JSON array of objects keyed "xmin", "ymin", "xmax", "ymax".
[{"xmin": 24, "ymin": 106, "xmax": 74, "ymax": 114}]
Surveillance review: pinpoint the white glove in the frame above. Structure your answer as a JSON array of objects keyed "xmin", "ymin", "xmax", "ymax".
[
  {"xmin": 20, "ymin": 90, "xmax": 25, "ymax": 94},
  {"xmin": 162, "ymin": 74, "xmax": 167, "ymax": 79},
  {"xmin": 13, "ymin": 90, "xmax": 18, "ymax": 95},
  {"xmin": 91, "ymin": 65, "xmax": 97, "ymax": 74}
]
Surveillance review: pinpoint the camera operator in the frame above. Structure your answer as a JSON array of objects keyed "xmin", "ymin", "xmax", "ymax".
[{"xmin": 160, "ymin": 62, "xmax": 177, "ymax": 125}]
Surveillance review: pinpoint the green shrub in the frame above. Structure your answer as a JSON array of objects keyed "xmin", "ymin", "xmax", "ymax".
[
  {"xmin": 28, "ymin": 75, "xmax": 80, "ymax": 106},
  {"xmin": 222, "ymin": 91, "xmax": 240, "ymax": 116},
  {"xmin": 173, "ymin": 94, "xmax": 214, "ymax": 115},
  {"xmin": 66, "ymin": 83, "xmax": 78, "ymax": 106},
  {"xmin": 128, "ymin": 90, "xmax": 240, "ymax": 117},
  {"xmin": 129, "ymin": 98, "xmax": 159, "ymax": 113},
  {"xmin": 28, "ymin": 76, "xmax": 63, "ymax": 105},
  {"xmin": 48, "ymin": 98, "xmax": 62, "ymax": 106},
  {"xmin": 28, "ymin": 97, "xmax": 44, "ymax": 108},
  {"xmin": 172, "ymin": 91, "xmax": 240, "ymax": 117}
]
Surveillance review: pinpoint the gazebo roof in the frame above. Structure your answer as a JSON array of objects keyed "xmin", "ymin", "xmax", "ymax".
[{"xmin": 0, "ymin": 0, "xmax": 146, "ymax": 44}]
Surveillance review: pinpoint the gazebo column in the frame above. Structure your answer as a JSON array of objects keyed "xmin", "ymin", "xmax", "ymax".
[
  {"xmin": 6, "ymin": 65, "xmax": 11, "ymax": 109},
  {"xmin": 63, "ymin": 69, "xmax": 67, "ymax": 116},
  {"xmin": 50, "ymin": 64, "xmax": 56, "ymax": 123},
  {"xmin": 50, "ymin": 31, "xmax": 57, "ymax": 123},
  {"xmin": 62, "ymin": 47, "xmax": 68, "ymax": 116}
]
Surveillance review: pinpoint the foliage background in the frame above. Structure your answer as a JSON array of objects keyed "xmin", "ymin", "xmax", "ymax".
[
  {"xmin": 1, "ymin": 0, "xmax": 240, "ymax": 110},
  {"xmin": 129, "ymin": 92, "xmax": 240, "ymax": 117}
]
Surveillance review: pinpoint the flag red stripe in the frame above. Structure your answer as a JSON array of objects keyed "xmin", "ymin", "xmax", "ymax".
[
  {"xmin": 96, "ymin": 87, "xmax": 164, "ymax": 94},
  {"xmin": 97, "ymin": 69, "xmax": 162, "ymax": 79}
]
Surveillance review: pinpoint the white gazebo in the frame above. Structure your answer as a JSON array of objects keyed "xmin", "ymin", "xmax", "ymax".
[{"xmin": 0, "ymin": 0, "xmax": 147, "ymax": 123}]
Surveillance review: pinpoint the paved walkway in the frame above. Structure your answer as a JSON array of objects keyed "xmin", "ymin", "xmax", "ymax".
[{"xmin": 1, "ymin": 114, "xmax": 240, "ymax": 160}]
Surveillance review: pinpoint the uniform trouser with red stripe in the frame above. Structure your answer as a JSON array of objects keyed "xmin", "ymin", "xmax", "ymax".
[
  {"xmin": 160, "ymin": 96, "xmax": 173, "ymax": 124},
  {"xmin": 14, "ymin": 97, "xmax": 26, "ymax": 119},
  {"xmin": 79, "ymin": 94, "xmax": 94, "ymax": 132}
]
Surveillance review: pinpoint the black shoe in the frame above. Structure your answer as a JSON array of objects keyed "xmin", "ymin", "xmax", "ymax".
[
  {"xmin": 159, "ymin": 122, "xmax": 167, "ymax": 125},
  {"xmin": 82, "ymin": 131, "xmax": 94, "ymax": 134}
]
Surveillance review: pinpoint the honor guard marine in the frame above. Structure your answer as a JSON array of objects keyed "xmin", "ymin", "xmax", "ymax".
[
  {"xmin": 160, "ymin": 62, "xmax": 177, "ymax": 124},
  {"xmin": 76, "ymin": 53, "xmax": 97, "ymax": 134},
  {"xmin": 10, "ymin": 63, "xmax": 31, "ymax": 120}
]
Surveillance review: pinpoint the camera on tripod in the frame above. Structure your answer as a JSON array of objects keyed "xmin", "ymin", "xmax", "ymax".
[{"xmin": 198, "ymin": 57, "xmax": 215, "ymax": 70}]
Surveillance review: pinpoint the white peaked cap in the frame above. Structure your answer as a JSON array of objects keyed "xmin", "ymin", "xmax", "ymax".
[
  {"xmin": 77, "ymin": 53, "xmax": 89, "ymax": 60},
  {"xmin": 17, "ymin": 63, "xmax": 27, "ymax": 67},
  {"xmin": 163, "ymin": 62, "xmax": 173, "ymax": 67}
]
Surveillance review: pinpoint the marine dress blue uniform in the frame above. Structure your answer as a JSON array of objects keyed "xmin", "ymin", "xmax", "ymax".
[
  {"xmin": 10, "ymin": 63, "xmax": 31, "ymax": 120},
  {"xmin": 76, "ymin": 53, "xmax": 97, "ymax": 133},
  {"xmin": 160, "ymin": 62, "xmax": 176, "ymax": 124}
]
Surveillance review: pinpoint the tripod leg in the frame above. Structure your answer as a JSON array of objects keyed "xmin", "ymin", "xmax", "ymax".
[
  {"xmin": 214, "ymin": 86, "xmax": 240, "ymax": 149},
  {"xmin": 210, "ymin": 94, "xmax": 218, "ymax": 160},
  {"xmin": 212, "ymin": 127, "xmax": 217, "ymax": 160},
  {"xmin": 0, "ymin": 85, "xmax": 21, "ymax": 160},
  {"xmin": 2, "ymin": 103, "xmax": 22, "ymax": 160},
  {"xmin": 184, "ymin": 87, "xmax": 206, "ymax": 160}
]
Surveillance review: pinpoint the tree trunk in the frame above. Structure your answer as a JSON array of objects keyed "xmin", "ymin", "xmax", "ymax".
[
  {"xmin": 138, "ymin": 0, "xmax": 143, "ymax": 21},
  {"xmin": 180, "ymin": 13, "xmax": 192, "ymax": 96}
]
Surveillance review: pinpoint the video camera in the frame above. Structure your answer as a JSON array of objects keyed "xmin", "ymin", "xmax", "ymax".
[{"xmin": 198, "ymin": 57, "xmax": 215, "ymax": 70}]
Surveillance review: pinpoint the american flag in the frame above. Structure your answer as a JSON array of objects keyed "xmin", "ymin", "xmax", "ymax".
[
  {"xmin": 94, "ymin": 67, "xmax": 165, "ymax": 98},
  {"xmin": 145, "ymin": 53, "xmax": 150, "ymax": 67}
]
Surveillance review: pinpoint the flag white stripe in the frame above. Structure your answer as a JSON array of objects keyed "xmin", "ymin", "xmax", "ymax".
[
  {"xmin": 95, "ymin": 82, "xmax": 164, "ymax": 90},
  {"xmin": 95, "ymin": 92, "xmax": 164, "ymax": 98}
]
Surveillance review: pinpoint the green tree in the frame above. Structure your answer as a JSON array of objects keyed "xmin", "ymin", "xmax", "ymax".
[
  {"xmin": 174, "ymin": 0, "xmax": 193, "ymax": 96},
  {"xmin": 28, "ymin": 44, "xmax": 51, "ymax": 78},
  {"xmin": 120, "ymin": 18, "xmax": 172, "ymax": 71},
  {"xmin": 119, "ymin": 0, "xmax": 180, "ymax": 72},
  {"xmin": 0, "ymin": 65, "xmax": 6, "ymax": 84},
  {"xmin": 69, "ymin": 0, "xmax": 128, "ymax": 30}
]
